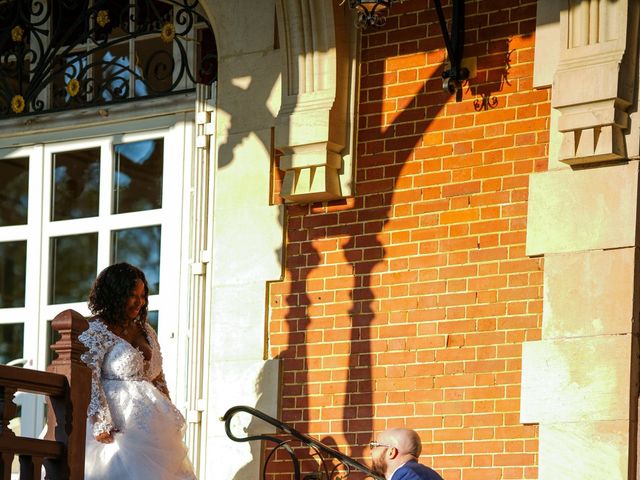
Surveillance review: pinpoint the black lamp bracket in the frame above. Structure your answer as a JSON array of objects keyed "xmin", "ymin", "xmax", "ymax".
[{"xmin": 434, "ymin": 0, "xmax": 468, "ymax": 100}]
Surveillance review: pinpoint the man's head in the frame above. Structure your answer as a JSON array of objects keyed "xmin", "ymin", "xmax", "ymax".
[{"xmin": 370, "ymin": 428, "xmax": 422, "ymax": 478}]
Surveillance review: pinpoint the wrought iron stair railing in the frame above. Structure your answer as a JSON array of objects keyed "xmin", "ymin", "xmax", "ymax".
[{"xmin": 222, "ymin": 405, "xmax": 384, "ymax": 480}]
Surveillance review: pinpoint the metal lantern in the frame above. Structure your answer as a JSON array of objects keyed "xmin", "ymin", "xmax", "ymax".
[{"xmin": 346, "ymin": 0, "xmax": 394, "ymax": 29}]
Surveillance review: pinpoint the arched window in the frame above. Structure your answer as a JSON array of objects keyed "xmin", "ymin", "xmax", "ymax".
[{"xmin": 0, "ymin": 0, "xmax": 217, "ymax": 117}]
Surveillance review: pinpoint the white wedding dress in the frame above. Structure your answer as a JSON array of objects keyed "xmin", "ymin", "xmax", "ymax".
[{"xmin": 79, "ymin": 319, "xmax": 196, "ymax": 479}]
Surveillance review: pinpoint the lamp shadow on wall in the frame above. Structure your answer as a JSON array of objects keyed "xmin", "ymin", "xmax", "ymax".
[
  {"xmin": 245, "ymin": 1, "xmax": 537, "ymax": 477},
  {"xmin": 466, "ymin": 38, "xmax": 513, "ymax": 112},
  {"xmin": 272, "ymin": 6, "xmax": 455, "ymax": 470}
]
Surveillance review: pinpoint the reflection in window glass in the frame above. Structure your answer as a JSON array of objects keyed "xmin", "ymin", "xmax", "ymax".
[
  {"xmin": 49, "ymin": 233, "xmax": 98, "ymax": 304},
  {"xmin": 94, "ymin": 43, "xmax": 136, "ymax": 103},
  {"xmin": 136, "ymin": 37, "xmax": 173, "ymax": 94},
  {"xmin": 111, "ymin": 226, "xmax": 161, "ymax": 294},
  {"xmin": 51, "ymin": 1, "xmax": 88, "ymax": 46},
  {"xmin": 0, "ymin": 157, "xmax": 29, "ymax": 227},
  {"xmin": 0, "ymin": 241, "xmax": 27, "ymax": 308},
  {"xmin": 0, "ymin": 323, "xmax": 24, "ymax": 365},
  {"xmin": 113, "ymin": 139, "xmax": 163, "ymax": 214},
  {"xmin": 135, "ymin": 0, "xmax": 172, "ymax": 32},
  {"xmin": 147, "ymin": 311, "xmax": 159, "ymax": 333},
  {"xmin": 52, "ymin": 148, "xmax": 100, "ymax": 221},
  {"xmin": 54, "ymin": 52, "xmax": 89, "ymax": 107},
  {"xmin": 94, "ymin": 0, "xmax": 129, "ymax": 41},
  {"xmin": 197, "ymin": 27, "xmax": 218, "ymax": 85}
]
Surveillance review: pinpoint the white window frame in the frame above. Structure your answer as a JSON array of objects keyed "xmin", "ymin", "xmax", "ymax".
[
  {"xmin": 0, "ymin": 145, "xmax": 45, "ymax": 439},
  {"xmin": 0, "ymin": 114, "xmax": 194, "ymax": 437}
]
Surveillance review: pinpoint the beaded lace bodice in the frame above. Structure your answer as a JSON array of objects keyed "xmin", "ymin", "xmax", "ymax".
[
  {"xmin": 100, "ymin": 328, "xmax": 163, "ymax": 381},
  {"xmin": 79, "ymin": 318, "xmax": 167, "ymax": 436}
]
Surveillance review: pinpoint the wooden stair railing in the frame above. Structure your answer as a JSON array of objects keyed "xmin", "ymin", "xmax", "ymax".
[{"xmin": 0, "ymin": 309, "xmax": 90, "ymax": 480}]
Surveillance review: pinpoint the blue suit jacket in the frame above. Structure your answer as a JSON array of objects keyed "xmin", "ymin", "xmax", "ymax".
[{"xmin": 390, "ymin": 460, "xmax": 444, "ymax": 480}]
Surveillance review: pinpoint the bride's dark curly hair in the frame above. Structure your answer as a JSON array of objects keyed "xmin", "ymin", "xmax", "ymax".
[{"xmin": 88, "ymin": 263, "xmax": 149, "ymax": 326}]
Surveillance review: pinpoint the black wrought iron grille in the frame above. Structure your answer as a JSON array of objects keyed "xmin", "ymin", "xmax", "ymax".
[{"xmin": 0, "ymin": 0, "xmax": 218, "ymax": 118}]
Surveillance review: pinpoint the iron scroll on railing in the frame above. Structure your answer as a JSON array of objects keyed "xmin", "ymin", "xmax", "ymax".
[{"xmin": 222, "ymin": 405, "xmax": 384, "ymax": 480}]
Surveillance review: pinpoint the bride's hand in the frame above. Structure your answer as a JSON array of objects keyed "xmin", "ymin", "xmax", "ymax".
[{"xmin": 95, "ymin": 429, "xmax": 118, "ymax": 443}]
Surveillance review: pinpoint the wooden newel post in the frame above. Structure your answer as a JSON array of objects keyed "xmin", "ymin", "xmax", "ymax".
[{"xmin": 46, "ymin": 310, "xmax": 90, "ymax": 480}]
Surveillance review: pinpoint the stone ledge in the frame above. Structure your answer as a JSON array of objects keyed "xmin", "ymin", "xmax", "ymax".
[
  {"xmin": 526, "ymin": 162, "xmax": 639, "ymax": 255},
  {"xmin": 538, "ymin": 420, "xmax": 632, "ymax": 479},
  {"xmin": 521, "ymin": 335, "xmax": 635, "ymax": 424},
  {"xmin": 541, "ymin": 249, "xmax": 636, "ymax": 339}
]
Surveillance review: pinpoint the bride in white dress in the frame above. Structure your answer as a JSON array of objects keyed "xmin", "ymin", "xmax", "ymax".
[{"xmin": 79, "ymin": 263, "xmax": 195, "ymax": 479}]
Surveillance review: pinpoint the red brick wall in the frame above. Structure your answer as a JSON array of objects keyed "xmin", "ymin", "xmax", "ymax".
[{"xmin": 269, "ymin": 1, "xmax": 547, "ymax": 479}]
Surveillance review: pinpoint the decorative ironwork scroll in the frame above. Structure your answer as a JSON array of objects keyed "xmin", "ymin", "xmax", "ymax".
[
  {"xmin": 222, "ymin": 405, "xmax": 384, "ymax": 480},
  {"xmin": 473, "ymin": 93, "xmax": 498, "ymax": 111},
  {"xmin": 472, "ymin": 48, "xmax": 512, "ymax": 112},
  {"xmin": 0, "ymin": 0, "xmax": 217, "ymax": 118}
]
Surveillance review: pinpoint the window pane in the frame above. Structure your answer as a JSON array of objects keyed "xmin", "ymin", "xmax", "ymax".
[
  {"xmin": 0, "ymin": 241, "xmax": 27, "ymax": 308},
  {"xmin": 132, "ymin": 0, "xmax": 174, "ymax": 95},
  {"xmin": 0, "ymin": 1, "xmax": 18, "ymax": 34},
  {"xmin": 52, "ymin": 53, "xmax": 89, "ymax": 108},
  {"xmin": 135, "ymin": 37, "xmax": 173, "ymax": 95},
  {"xmin": 0, "ymin": 157, "xmax": 29, "ymax": 227},
  {"xmin": 49, "ymin": 233, "xmax": 98, "ymax": 304},
  {"xmin": 197, "ymin": 27, "xmax": 217, "ymax": 85},
  {"xmin": 113, "ymin": 139, "xmax": 163, "ymax": 214},
  {"xmin": 52, "ymin": 148, "xmax": 100, "ymax": 221},
  {"xmin": 0, "ymin": 2, "xmax": 32, "ymax": 117},
  {"xmin": 94, "ymin": 43, "xmax": 133, "ymax": 103},
  {"xmin": 135, "ymin": 0, "xmax": 172, "ymax": 32},
  {"xmin": 51, "ymin": 1, "xmax": 88, "ymax": 46},
  {"xmin": 111, "ymin": 226, "xmax": 161, "ymax": 294},
  {"xmin": 147, "ymin": 311, "xmax": 159, "ymax": 333},
  {"xmin": 94, "ymin": 0, "xmax": 129, "ymax": 42},
  {"xmin": 0, "ymin": 323, "xmax": 24, "ymax": 365}
]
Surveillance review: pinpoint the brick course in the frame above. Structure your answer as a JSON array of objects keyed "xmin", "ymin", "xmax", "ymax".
[{"xmin": 269, "ymin": 1, "xmax": 546, "ymax": 478}]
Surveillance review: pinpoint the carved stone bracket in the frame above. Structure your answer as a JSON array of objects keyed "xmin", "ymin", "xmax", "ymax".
[
  {"xmin": 275, "ymin": 0, "xmax": 359, "ymax": 203},
  {"xmin": 552, "ymin": 0, "xmax": 639, "ymax": 165},
  {"xmin": 557, "ymin": 98, "xmax": 630, "ymax": 165}
]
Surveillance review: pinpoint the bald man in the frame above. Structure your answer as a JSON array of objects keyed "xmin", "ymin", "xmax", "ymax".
[{"xmin": 369, "ymin": 428, "xmax": 444, "ymax": 480}]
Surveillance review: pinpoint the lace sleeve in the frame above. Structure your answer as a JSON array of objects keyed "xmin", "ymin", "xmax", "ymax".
[
  {"xmin": 143, "ymin": 323, "xmax": 171, "ymax": 399},
  {"xmin": 79, "ymin": 320, "xmax": 116, "ymax": 437}
]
